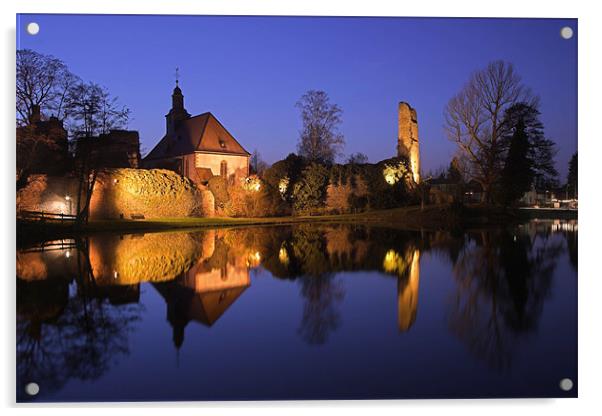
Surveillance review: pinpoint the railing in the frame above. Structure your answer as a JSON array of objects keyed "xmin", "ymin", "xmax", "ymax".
[
  {"xmin": 17, "ymin": 210, "xmax": 77, "ymax": 223},
  {"xmin": 20, "ymin": 239, "xmax": 78, "ymax": 253}
]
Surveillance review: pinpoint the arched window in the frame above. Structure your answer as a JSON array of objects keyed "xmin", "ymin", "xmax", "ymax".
[{"xmin": 220, "ymin": 160, "xmax": 228, "ymax": 177}]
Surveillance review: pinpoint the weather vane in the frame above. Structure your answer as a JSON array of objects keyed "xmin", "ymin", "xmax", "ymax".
[{"xmin": 175, "ymin": 67, "xmax": 180, "ymax": 86}]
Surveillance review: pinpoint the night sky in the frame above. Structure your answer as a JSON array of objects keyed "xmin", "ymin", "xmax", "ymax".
[{"xmin": 17, "ymin": 14, "xmax": 577, "ymax": 177}]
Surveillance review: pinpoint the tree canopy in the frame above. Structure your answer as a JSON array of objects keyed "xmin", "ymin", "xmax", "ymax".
[
  {"xmin": 17, "ymin": 49, "xmax": 78, "ymax": 124},
  {"xmin": 296, "ymin": 90, "xmax": 345, "ymax": 164},
  {"xmin": 444, "ymin": 61, "xmax": 537, "ymax": 203}
]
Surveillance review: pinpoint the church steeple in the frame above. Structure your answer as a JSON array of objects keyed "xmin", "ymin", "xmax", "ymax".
[{"xmin": 165, "ymin": 68, "xmax": 190, "ymax": 134}]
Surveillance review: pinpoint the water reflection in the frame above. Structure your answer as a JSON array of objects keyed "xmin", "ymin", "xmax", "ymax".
[
  {"xmin": 16, "ymin": 244, "xmax": 142, "ymax": 401},
  {"xmin": 447, "ymin": 229, "xmax": 563, "ymax": 371},
  {"xmin": 16, "ymin": 219, "xmax": 576, "ymax": 400},
  {"xmin": 154, "ymin": 230, "xmax": 251, "ymax": 348}
]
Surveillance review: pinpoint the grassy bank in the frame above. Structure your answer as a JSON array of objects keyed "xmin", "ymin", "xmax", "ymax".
[{"xmin": 17, "ymin": 204, "xmax": 576, "ymax": 245}]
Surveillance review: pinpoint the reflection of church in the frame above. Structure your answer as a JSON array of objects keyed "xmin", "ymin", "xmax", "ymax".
[
  {"xmin": 144, "ymin": 229, "xmax": 253, "ymax": 348},
  {"xmin": 154, "ymin": 258, "xmax": 251, "ymax": 348}
]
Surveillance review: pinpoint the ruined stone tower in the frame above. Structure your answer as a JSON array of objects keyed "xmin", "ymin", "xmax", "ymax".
[{"xmin": 397, "ymin": 102, "xmax": 420, "ymax": 183}]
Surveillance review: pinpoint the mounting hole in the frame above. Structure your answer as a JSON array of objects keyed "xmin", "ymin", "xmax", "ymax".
[
  {"xmin": 560, "ymin": 26, "xmax": 573, "ymax": 40},
  {"xmin": 25, "ymin": 382, "xmax": 39, "ymax": 396},
  {"xmin": 26, "ymin": 22, "xmax": 40, "ymax": 35},
  {"xmin": 559, "ymin": 378, "xmax": 574, "ymax": 391}
]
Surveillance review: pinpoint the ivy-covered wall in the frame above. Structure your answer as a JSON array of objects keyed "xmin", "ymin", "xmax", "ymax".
[{"xmin": 262, "ymin": 154, "xmax": 417, "ymax": 216}]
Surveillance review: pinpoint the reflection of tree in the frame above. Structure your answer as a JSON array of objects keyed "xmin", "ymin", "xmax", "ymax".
[
  {"xmin": 448, "ymin": 229, "xmax": 562, "ymax": 371},
  {"xmin": 289, "ymin": 226, "xmax": 332, "ymax": 277},
  {"xmin": 297, "ymin": 275, "xmax": 345, "ymax": 345},
  {"xmin": 16, "ymin": 243, "xmax": 142, "ymax": 401},
  {"xmin": 564, "ymin": 229, "xmax": 578, "ymax": 271}
]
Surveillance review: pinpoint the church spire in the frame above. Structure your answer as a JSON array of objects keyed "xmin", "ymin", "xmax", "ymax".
[
  {"xmin": 172, "ymin": 67, "xmax": 184, "ymax": 110},
  {"xmin": 166, "ymin": 67, "xmax": 190, "ymax": 134}
]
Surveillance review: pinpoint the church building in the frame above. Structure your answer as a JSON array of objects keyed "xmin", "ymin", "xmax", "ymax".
[{"xmin": 143, "ymin": 81, "xmax": 250, "ymax": 184}]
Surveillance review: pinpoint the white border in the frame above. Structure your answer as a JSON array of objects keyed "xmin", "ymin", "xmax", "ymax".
[{"xmin": 2, "ymin": 1, "xmax": 600, "ymax": 415}]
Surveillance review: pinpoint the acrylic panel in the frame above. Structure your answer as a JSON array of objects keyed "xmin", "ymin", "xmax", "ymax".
[{"xmin": 16, "ymin": 14, "xmax": 578, "ymax": 402}]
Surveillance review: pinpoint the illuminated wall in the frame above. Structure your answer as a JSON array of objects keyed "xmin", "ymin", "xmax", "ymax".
[
  {"xmin": 16, "ymin": 175, "xmax": 79, "ymax": 215},
  {"xmin": 194, "ymin": 152, "xmax": 249, "ymax": 179},
  {"xmin": 90, "ymin": 169, "xmax": 213, "ymax": 219},
  {"xmin": 16, "ymin": 169, "xmax": 214, "ymax": 219},
  {"xmin": 397, "ymin": 102, "xmax": 420, "ymax": 183}
]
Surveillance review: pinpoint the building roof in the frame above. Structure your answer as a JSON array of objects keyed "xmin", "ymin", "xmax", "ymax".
[{"xmin": 144, "ymin": 112, "xmax": 250, "ymax": 161}]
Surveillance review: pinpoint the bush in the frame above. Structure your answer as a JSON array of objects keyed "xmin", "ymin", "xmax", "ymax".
[
  {"xmin": 207, "ymin": 176, "xmax": 229, "ymax": 213},
  {"xmin": 359, "ymin": 157, "xmax": 416, "ymax": 209},
  {"xmin": 225, "ymin": 179, "xmax": 289, "ymax": 218},
  {"xmin": 262, "ymin": 153, "xmax": 305, "ymax": 201},
  {"xmin": 291, "ymin": 163, "xmax": 330, "ymax": 214}
]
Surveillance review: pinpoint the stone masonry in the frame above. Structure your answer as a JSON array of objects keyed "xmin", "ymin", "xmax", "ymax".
[{"xmin": 397, "ymin": 102, "xmax": 420, "ymax": 183}]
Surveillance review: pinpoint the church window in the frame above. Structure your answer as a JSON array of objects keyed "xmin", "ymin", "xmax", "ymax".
[
  {"xmin": 219, "ymin": 138, "xmax": 226, "ymax": 149},
  {"xmin": 220, "ymin": 160, "xmax": 228, "ymax": 176}
]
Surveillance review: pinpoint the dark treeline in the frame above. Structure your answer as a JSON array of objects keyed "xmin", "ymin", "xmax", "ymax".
[{"xmin": 443, "ymin": 60, "xmax": 575, "ymax": 206}]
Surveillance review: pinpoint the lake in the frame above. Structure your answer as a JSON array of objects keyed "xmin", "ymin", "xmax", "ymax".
[{"xmin": 16, "ymin": 219, "xmax": 578, "ymax": 402}]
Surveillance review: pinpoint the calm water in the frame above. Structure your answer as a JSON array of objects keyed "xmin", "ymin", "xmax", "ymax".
[{"xmin": 16, "ymin": 220, "xmax": 577, "ymax": 402}]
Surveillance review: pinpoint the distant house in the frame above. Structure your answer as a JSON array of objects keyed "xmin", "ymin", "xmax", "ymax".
[
  {"xmin": 520, "ymin": 185, "xmax": 556, "ymax": 208},
  {"xmin": 428, "ymin": 177, "xmax": 462, "ymax": 205},
  {"xmin": 463, "ymin": 180, "xmax": 484, "ymax": 204},
  {"xmin": 143, "ymin": 82, "xmax": 250, "ymax": 185}
]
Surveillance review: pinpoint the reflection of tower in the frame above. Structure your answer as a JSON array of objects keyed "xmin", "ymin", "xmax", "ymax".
[
  {"xmin": 397, "ymin": 102, "xmax": 420, "ymax": 183},
  {"xmin": 397, "ymin": 249, "xmax": 420, "ymax": 331}
]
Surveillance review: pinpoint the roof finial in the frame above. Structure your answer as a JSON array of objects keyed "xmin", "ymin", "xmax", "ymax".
[{"xmin": 175, "ymin": 67, "xmax": 180, "ymax": 86}]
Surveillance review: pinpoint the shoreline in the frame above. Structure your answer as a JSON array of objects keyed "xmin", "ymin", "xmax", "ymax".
[
  {"xmin": 17, "ymin": 205, "xmax": 577, "ymax": 245},
  {"xmin": 17, "ymin": 205, "xmax": 577, "ymax": 241}
]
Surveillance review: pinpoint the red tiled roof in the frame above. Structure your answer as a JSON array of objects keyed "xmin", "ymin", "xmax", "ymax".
[{"xmin": 144, "ymin": 112, "xmax": 250, "ymax": 161}]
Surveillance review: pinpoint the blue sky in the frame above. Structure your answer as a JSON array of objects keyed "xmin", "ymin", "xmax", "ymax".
[{"xmin": 17, "ymin": 14, "xmax": 577, "ymax": 177}]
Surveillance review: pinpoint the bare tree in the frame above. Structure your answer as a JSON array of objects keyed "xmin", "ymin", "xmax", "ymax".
[
  {"xmin": 16, "ymin": 49, "xmax": 78, "ymax": 125},
  {"xmin": 296, "ymin": 90, "xmax": 345, "ymax": 164},
  {"xmin": 346, "ymin": 152, "xmax": 368, "ymax": 164},
  {"xmin": 65, "ymin": 82, "xmax": 130, "ymax": 138},
  {"xmin": 66, "ymin": 82, "xmax": 130, "ymax": 224},
  {"xmin": 444, "ymin": 61, "xmax": 536, "ymax": 203},
  {"xmin": 250, "ymin": 149, "xmax": 269, "ymax": 175}
]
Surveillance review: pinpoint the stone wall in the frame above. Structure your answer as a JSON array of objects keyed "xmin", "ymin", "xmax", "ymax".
[
  {"xmin": 89, "ymin": 169, "xmax": 214, "ymax": 219},
  {"xmin": 16, "ymin": 175, "xmax": 79, "ymax": 215},
  {"xmin": 16, "ymin": 168, "xmax": 214, "ymax": 219}
]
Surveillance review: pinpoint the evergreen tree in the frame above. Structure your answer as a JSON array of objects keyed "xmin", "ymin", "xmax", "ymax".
[
  {"xmin": 500, "ymin": 119, "xmax": 533, "ymax": 205},
  {"xmin": 499, "ymin": 103, "xmax": 559, "ymax": 205},
  {"xmin": 567, "ymin": 152, "xmax": 578, "ymax": 199},
  {"xmin": 447, "ymin": 157, "xmax": 463, "ymax": 184},
  {"xmin": 503, "ymin": 103, "xmax": 558, "ymax": 189}
]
